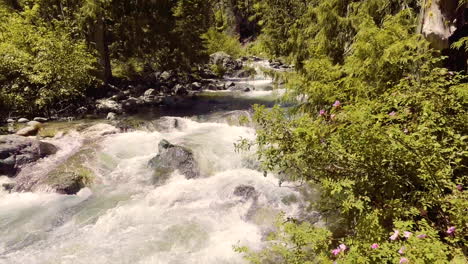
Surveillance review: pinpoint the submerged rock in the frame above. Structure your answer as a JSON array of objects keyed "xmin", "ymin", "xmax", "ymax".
[
  {"xmin": 148, "ymin": 139, "xmax": 200, "ymax": 183},
  {"xmin": 0, "ymin": 135, "xmax": 58, "ymax": 177}
]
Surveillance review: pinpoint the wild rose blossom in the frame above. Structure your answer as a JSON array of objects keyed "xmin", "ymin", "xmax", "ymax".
[
  {"xmin": 331, "ymin": 248, "xmax": 341, "ymax": 256},
  {"xmin": 404, "ymin": 231, "xmax": 412, "ymax": 239},
  {"xmin": 371, "ymin": 243, "xmax": 379, "ymax": 249},
  {"xmin": 456, "ymin": 185, "xmax": 463, "ymax": 191},
  {"xmin": 417, "ymin": 234, "xmax": 427, "ymax": 239},
  {"xmin": 389, "ymin": 111, "xmax": 397, "ymax": 117},
  {"xmin": 330, "ymin": 114, "xmax": 336, "ymax": 120},
  {"xmin": 447, "ymin": 226, "xmax": 456, "ymax": 235},
  {"xmin": 390, "ymin": 230, "xmax": 400, "ymax": 240},
  {"xmin": 399, "ymin": 257, "xmax": 409, "ymax": 264},
  {"xmin": 339, "ymin": 244, "xmax": 347, "ymax": 251},
  {"xmin": 333, "ymin": 100, "xmax": 341, "ymax": 108},
  {"xmin": 319, "ymin": 109, "xmax": 326, "ymax": 116},
  {"xmin": 398, "ymin": 246, "xmax": 406, "ymax": 254}
]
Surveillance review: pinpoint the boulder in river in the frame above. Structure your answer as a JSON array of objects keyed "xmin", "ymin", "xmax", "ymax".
[
  {"xmin": 106, "ymin": 112, "xmax": 117, "ymax": 121},
  {"xmin": 33, "ymin": 117, "xmax": 48, "ymax": 122},
  {"xmin": 18, "ymin": 118, "xmax": 29, "ymax": 123},
  {"xmin": 229, "ymin": 84, "xmax": 255, "ymax": 92},
  {"xmin": 148, "ymin": 139, "xmax": 200, "ymax": 183},
  {"xmin": 0, "ymin": 135, "xmax": 58, "ymax": 177},
  {"xmin": 234, "ymin": 185, "xmax": 258, "ymax": 201},
  {"xmin": 16, "ymin": 121, "xmax": 42, "ymax": 137}
]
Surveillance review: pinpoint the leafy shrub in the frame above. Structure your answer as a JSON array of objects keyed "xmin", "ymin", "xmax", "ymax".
[
  {"xmin": 236, "ymin": 2, "xmax": 468, "ymax": 263},
  {"xmin": 202, "ymin": 27, "xmax": 245, "ymax": 58},
  {"xmin": 0, "ymin": 7, "xmax": 95, "ymax": 116}
]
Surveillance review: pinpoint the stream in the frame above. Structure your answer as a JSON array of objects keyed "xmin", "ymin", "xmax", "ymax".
[{"xmin": 0, "ymin": 62, "xmax": 317, "ymax": 264}]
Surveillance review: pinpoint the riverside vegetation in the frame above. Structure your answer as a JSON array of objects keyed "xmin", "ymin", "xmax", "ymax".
[{"xmin": 1, "ymin": 0, "xmax": 467, "ymax": 263}]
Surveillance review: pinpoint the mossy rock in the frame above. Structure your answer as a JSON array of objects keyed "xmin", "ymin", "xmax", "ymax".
[
  {"xmin": 42, "ymin": 147, "xmax": 96, "ymax": 194},
  {"xmin": 45, "ymin": 168, "xmax": 92, "ymax": 195}
]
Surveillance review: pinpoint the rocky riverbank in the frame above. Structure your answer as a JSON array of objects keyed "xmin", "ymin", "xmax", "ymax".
[{"xmin": 1, "ymin": 54, "xmax": 291, "ymax": 128}]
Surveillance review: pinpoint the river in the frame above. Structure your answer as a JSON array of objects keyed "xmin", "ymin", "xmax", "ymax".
[{"xmin": 0, "ymin": 62, "xmax": 315, "ymax": 264}]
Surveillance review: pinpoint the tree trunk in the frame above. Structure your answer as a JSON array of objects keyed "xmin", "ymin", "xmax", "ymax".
[{"xmin": 94, "ymin": 15, "xmax": 112, "ymax": 84}]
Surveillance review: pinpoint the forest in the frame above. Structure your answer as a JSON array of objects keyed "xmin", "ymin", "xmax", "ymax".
[{"xmin": 0, "ymin": 0, "xmax": 467, "ymax": 263}]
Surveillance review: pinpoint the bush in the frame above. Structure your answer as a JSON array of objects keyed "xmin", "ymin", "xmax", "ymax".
[
  {"xmin": 202, "ymin": 27, "xmax": 245, "ymax": 58},
  {"xmin": 0, "ymin": 7, "xmax": 96, "ymax": 116}
]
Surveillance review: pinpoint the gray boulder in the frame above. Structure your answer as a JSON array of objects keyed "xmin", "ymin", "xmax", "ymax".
[
  {"xmin": 209, "ymin": 52, "xmax": 242, "ymax": 74},
  {"xmin": 148, "ymin": 139, "xmax": 200, "ymax": 184},
  {"xmin": 7, "ymin": 119, "xmax": 15, "ymax": 123},
  {"xmin": 33, "ymin": 117, "xmax": 48, "ymax": 122},
  {"xmin": 234, "ymin": 185, "xmax": 258, "ymax": 201},
  {"xmin": 96, "ymin": 99, "xmax": 123, "ymax": 114},
  {"xmin": 106, "ymin": 112, "xmax": 117, "ymax": 121},
  {"xmin": 18, "ymin": 118, "xmax": 29, "ymax": 123},
  {"xmin": 0, "ymin": 135, "xmax": 58, "ymax": 177}
]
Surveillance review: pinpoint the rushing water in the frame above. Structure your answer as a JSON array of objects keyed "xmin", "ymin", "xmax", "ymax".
[{"xmin": 0, "ymin": 64, "xmax": 314, "ymax": 264}]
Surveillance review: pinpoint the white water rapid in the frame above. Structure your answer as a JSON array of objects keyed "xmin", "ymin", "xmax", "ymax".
[{"xmin": 0, "ymin": 63, "xmax": 314, "ymax": 264}]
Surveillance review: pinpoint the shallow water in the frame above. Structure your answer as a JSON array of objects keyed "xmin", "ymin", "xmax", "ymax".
[{"xmin": 0, "ymin": 63, "xmax": 313, "ymax": 264}]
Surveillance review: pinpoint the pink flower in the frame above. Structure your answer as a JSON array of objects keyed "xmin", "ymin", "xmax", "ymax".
[
  {"xmin": 371, "ymin": 243, "xmax": 379, "ymax": 249},
  {"xmin": 404, "ymin": 231, "xmax": 412, "ymax": 239},
  {"xmin": 331, "ymin": 248, "xmax": 341, "ymax": 256},
  {"xmin": 330, "ymin": 114, "xmax": 336, "ymax": 120},
  {"xmin": 389, "ymin": 111, "xmax": 397, "ymax": 117},
  {"xmin": 447, "ymin": 226, "xmax": 456, "ymax": 235},
  {"xmin": 417, "ymin": 234, "xmax": 427, "ymax": 239},
  {"xmin": 339, "ymin": 244, "xmax": 347, "ymax": 251},
  {"xmin": 404, "ymin": 128, "xmax": 409, "ymax": 134},
  {"xmin": 398, "ymin": 246, "xmax": 406, "ymax": 254},
  {"xmin": 456, "ymin": 185, "xmax": 463, "ymax": 191},
  {"xmin": 319, "ymin": 109, "xmax": 326, "ymax": 116},
  {"xmin": 390, "ymin": 230, "xmax": 400, "ymax": 240},
  {"xmin": 333, "ymin": 100, "xmax": 341, "ymax": 108},
  {"xmin": 400, "ymin": 257, "xmax": 409, "ymax": 264}
]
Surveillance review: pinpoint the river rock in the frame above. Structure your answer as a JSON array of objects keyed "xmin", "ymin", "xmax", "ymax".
[
  {"xmin": 43, "ymin": 171, "xmax": 88, "ymax": 195},
  {"xmin": 209, "ymin": 52, "xmax": 242, "ymax": 74},
  {"xmin": 16, "ymin": 124, "xmax": 41, "ymax": 137},
  {"xmin": 0, "ymin": 135, "xmax": 58, "ymax": 177},
  {"xmin": 160, "ymin": 71, "xmax": 172, "ymax": 81},
  {"xmin": 174, "ymin": 85, "xmax": 188, "ymax": 96},
  {"xmin": 234, "ymin": 185, "xmax": 258, "ymax": 202},
  {"xmin": 121, "ymin": 97, "xmax": 138, "ymax": 113},
  {"xmin": 148, "ymin": 139, "xmax": 200, "ymax": 183},
  {"xmin": 106, "ymin": 112, "xmax": 117, "ymax": 121},
  {"xmin": 229, "ymin": 84, "xmax": 254, "ymax": 92},
  {"xmin": 96, "ymin": 99, "xmax": 123, "ymax": 114},
  {"xmin": 18, "ymin": 118, "xmax": 29, "ymax": 123},
  {"xmin": 7, "ymin": 119, "xmax": 15, "ymax": 123},
  {"xmin": 144, "ymin": 88, "xmax": 158, "ymax": 97},
  {"xmin": 33, "ymin": 117, "xmax": 48, "ymax": 122},
  {"xmin": 82, "ymin": 123, "xmax": 119, "ymax": 138},
  {"xmin": 191, "ymin": 82, "xmax": 202, "ymax": 91}
]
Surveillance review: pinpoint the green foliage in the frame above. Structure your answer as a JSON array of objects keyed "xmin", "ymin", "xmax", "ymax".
[
  {"xmin": 202, "ymin": 27, "xmax": 244, "ymax": 58},
  {"xmin": 238, "ymin": 0, "xmax": 468, "ymax": 262},
  {"xmin": 0, "ymin": 5, "xmax": 96, "ymax": 115}
]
